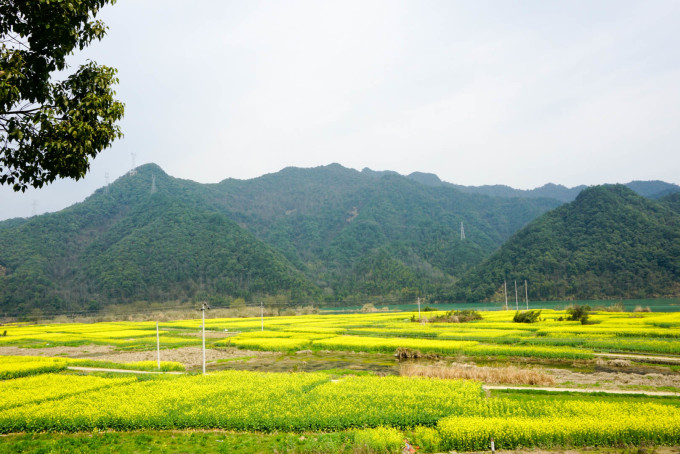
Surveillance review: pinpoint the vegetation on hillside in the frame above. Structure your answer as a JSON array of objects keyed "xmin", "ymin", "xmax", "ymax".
[
  {"xmin": 0, "ymin": 164, "xmax": 559, "ymax": 314},
  {"xmin": 455, "ymin": 185, "xmax": 680, "ymax": 302},
  {"xmin": 1, "ymin": 165, "xmax": 678, "ymax": 314}
]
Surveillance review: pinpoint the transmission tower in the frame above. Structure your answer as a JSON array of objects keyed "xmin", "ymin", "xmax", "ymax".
[
  {"xmin": 460, "ymin": 221, "xmax": 466, "ymax": 240},
  {"xmin": 150, "ymin": 174, "xmax": 157, "ymax": 194},
  {"xmin": 105, "ymin": 172, "xmax": 110, "ymax": 194},
  {"xmin": 129, "ymin": 153, "xmax": 137, "ymax": 176}
]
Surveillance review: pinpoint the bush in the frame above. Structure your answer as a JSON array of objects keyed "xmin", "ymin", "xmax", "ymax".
[
  {"xmin": 394, "ymin": 347, "xmax": 422, "ymax": 360},
  {"xmin": 513, "ymin": 310, "xmax": 542, "ymax": 323},
  {"xmin": 606, "ymin": 302, "xmax": 624, "ymax": 312},
  {"xmin": 361, "ymin": 303, "xmax": 379, "ymax": 313},
  {"xmin": 429, "ymin": 310, "xmax": 482, "ymax": 323},
  {"xmin": 566, "ymin": 305, "xmax": 591, "ymax": 324},
  {"xmin": 634, "ymin": 306, "xmax": 652, "ymax": 312}
]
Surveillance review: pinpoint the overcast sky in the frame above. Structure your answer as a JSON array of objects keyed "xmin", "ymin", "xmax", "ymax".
[{"xmin": 2, "ymin": 0, "xmax": 680, "ymax": 220}]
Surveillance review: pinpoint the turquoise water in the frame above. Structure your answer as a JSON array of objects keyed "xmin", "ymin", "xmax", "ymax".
[{"xmin": 321, "ymin": 298, "xmax": 680, "ymax": 314}]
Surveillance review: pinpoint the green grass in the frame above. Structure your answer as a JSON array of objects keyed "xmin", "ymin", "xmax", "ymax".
[
  {"xmin": 316, "ymin": 368, "xmax": 376, "ymax": 377},
  {"xmin": 215, "ymin": 356, "xmax": 256, "ymax": 363}
]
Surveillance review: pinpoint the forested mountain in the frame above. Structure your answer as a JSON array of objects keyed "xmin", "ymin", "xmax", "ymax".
[
  {"xmin": 206, "ymin": 164, "xmax": 560, "ymax": 301},
  {"xmin": 0, "ymin": 167, "xmax": 318, "ymax": 315},
  {"xmin": 661, "ymin": 193, "xmax": 680, "ymax": 214},
  {"xmin": 0, "ymin": 163, "xmax": 560, "ymax": 314},
  {"xmin": 408, "ymin": 172, "xmax": 680, "ymax": 203},
  {"xmin": 455, "ymin": 185, "xmax": 680, "ymax": 302},
  {"xmin": 2, "ymin": 164, "xmax": 678, "ymax": 315}
]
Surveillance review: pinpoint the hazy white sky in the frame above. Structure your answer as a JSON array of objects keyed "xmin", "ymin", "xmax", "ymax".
[{"xmin": 2, "ymin": 0, "xmax": 680, "ymax": 220}]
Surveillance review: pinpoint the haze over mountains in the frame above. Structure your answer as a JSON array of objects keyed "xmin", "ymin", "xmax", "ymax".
[
  {"xmin": 0, "ymin": 163, "xmax": 679, "ymax": 316},
  {"xmin": 407, "ymin": 172, "xmax": 680, "ymax": 203}
]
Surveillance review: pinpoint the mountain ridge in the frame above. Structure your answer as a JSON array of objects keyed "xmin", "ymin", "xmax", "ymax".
[{"xmin": 405, "ymin": 170, "xmax": 679, "ymax": 202}]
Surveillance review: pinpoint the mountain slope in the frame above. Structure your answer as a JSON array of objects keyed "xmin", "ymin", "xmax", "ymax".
[
  {"xmin": 0, "ymin": 163, "xmax": 562, "ymax": 312},
  {"xmin": 2, "ymin": 164, "xmax": 678, "ymax": 312},
  {"xmin": 454, "ymin": 185, "xmax": 680, "ymax": 301},
  {"xmin": 0, "ymin": 165, "xmax": 319, "ymax": 315},
  {"xmin": 208, "ymin": 165, "xmax": 561, "ymax": 298}
]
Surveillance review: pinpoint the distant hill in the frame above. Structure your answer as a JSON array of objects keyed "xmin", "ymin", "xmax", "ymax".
[
  {"xmin": 0, "ymin": 163, "xmax": 560, "ymax": 314},
  {"xmin": 0, "ymin": 166, "xmax": 319, "ymax": 315},
  {"xmin": 626, "ymin": 180, "xmax": 680, "ymax": 199},
  {"xmin": 407, "ymin": 172, "xmax": 680, "ymax": 203},
  {"xmin": 454, "ymin": 185, "xmax": 680, "ymax": 301}
]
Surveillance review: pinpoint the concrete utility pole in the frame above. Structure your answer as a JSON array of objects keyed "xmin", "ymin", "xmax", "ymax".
[
  {"xmin": 200, "ymin": 302, "xmax": 210, "ymax": 374},
  {"xmin": 261, "ymin": 301, "xmax": 264, "ymax": 331},
  {"xmin": 504, "ymin": 280, "xmax": 508, "ymax": 311},
  {"xmin": 417, "ymin": 297, "xmax": 421, "ymax": 321},
  {"xmin": 515, "ymin": 280, "xmax": 518, "ymax": 311},
  {"xmin": 156, "ymin": 321, "xmax": 160, "ymax": 371},
  {"xmin": 525, "ymin": 280, "xmax": 529, "ymax": 310}
]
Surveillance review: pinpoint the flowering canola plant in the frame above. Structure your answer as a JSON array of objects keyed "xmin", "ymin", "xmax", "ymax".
[{"xmin": 1, "ymin": 369, "xmax": 679, "ymax": 451}]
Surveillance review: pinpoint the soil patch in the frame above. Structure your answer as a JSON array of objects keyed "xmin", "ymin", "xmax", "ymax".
[
  {"xmin": 0, "ymin": 345, "xmax": 271, "ymax": 370},
  {"xmin": 549, "ymin": 368, "xmax": 680, "ymax": 389}
]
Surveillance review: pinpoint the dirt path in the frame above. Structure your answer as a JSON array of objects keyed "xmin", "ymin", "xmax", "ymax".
[
  {"xmin": 594, "ymin": 352, "xmax": 680, "ymax": 364},
  {"xmin": 549, "ymin": 365, "xmax": 680, "ymax": 389},
  {"xmin": 483, "ymin": 384, "xmax": 680, "ymax": 397}
]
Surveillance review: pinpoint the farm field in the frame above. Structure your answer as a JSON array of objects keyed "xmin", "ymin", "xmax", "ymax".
[{"xmin": 1, "ymin": 308, "xmax": 679, "ymax": 453}]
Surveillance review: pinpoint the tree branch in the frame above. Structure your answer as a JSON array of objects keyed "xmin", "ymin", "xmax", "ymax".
[{"xmin": 1, "ymin": 106, "xmax": 46, "ymax": 115}]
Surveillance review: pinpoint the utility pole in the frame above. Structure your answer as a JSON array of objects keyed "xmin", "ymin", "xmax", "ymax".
[
  {"xmin": 525, "ymin": 280, "xmax": 529, "ymax": 310},
  {"xmin": 504, "ymin": 280, "xmax": 508, "ymax": 311},
  {"xmin": 261, "ymin": 301, "xmax": 264, "ymax": 331},
  {"xmin": 156, "ymin": 321, "xmax": 160, "ymax": 371},
  {"xmin": 417, "ymin": 297, "xmax": 421, "ymax": 321},
  {"xmin": 515, "ymin": 280, "xmax": 518, "ymax": 311},
  {"xmin": 200, "ymin": 302, "xmax": 210, "ymax": 375}
]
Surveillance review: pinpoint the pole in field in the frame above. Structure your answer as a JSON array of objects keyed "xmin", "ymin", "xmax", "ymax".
[
  {"xmin": 261, "ymin": 301, "xmax": 264, "ymax": 331},
  {"xmin": 490, "ymin": 437, "xmax": 495, "ymax": 454},
  {"xmin": 504, "ymin": 280, "xmax": 508, "ymax": 310},
  {"xmin": 515, "ymin": 280, "xmax": 518, "ymax": 311},
  {"xmin": 156, "ymin": 321, "xmax": 160, "ymax": 371},
  {"xmin": 525, "ymin": 280, "xmax": 529, "ymax": 310},
  {"xmin": 200, "ymin": 302, "xmax": 211, "ymax": 375},
  {"xmin": 417, "ymin": 297, "xmax": 421, "ymax": 321}
]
